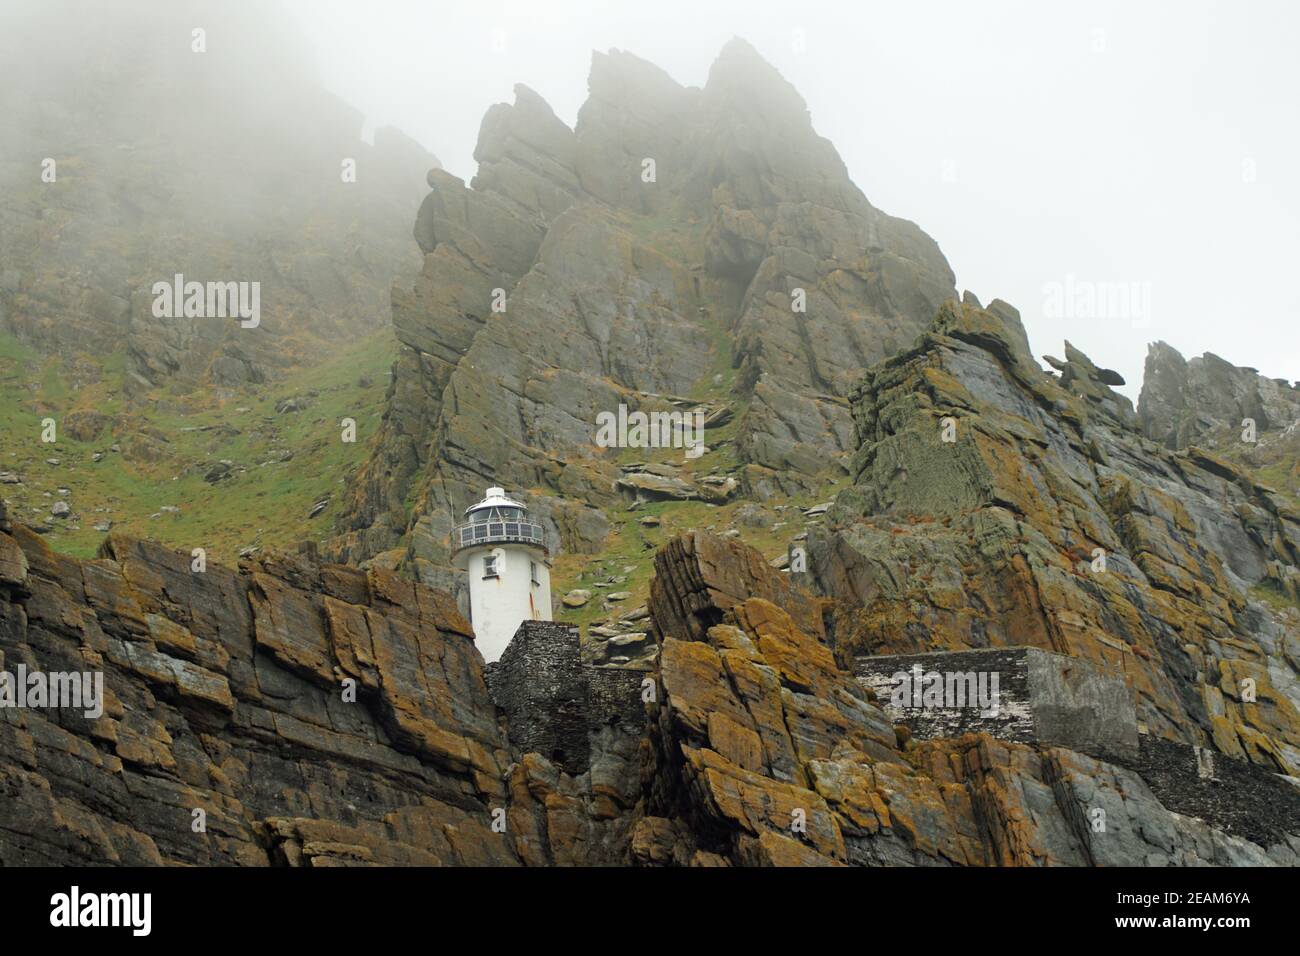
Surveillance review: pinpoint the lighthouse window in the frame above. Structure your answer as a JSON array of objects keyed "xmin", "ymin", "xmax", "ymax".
[
  {"xmin": 483, "ymin": 555, "xmax": 499, "ymax": 579},
  {"xmin": 530, "ymin": 561, "xmax": 540, "ymax": 585}
]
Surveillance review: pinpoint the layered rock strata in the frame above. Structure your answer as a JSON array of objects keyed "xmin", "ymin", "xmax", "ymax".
[
  {"xmin": 806, "ymin": 300, "xmax": 1300, "ymax": 777},
  {"xmin": 3, "ymin": 495, "xmax": 1297, "ymax": 866},
  {"xmin": 637, "ymin": 529, "xmax": 1299, "ymax": 866}
]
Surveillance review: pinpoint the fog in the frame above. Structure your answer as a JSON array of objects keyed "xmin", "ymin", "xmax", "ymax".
[
  {"xmin": 6, "ymin": 0, "xmax": 1298, "ymax": 395},
  {"xmin": 0, "ymin": 0, "xmax": 436, "ymax": 382},
  {"xmin": 282, "ymin": 0, "xmax": 1300, "ymax": 395}
]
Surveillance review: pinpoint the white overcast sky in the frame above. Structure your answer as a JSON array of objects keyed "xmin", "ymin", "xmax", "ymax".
[{"xmin": 284, "ymin": 0, "xmax": 1299, "ymax": 398}]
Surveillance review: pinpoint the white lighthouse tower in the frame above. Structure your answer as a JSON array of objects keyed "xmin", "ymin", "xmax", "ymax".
[{"xmin": 450, "ymin": 487, "xmax": 553, "ymax": 663}]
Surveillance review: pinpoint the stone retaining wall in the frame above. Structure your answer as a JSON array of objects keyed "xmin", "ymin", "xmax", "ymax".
[
  {"xmin": 487, "ymin": 620, "xmax": 649, "ymax": 775},
  {"xmin": 854, "ymin": 646, "xmax": 1139, "ymax": 760}
]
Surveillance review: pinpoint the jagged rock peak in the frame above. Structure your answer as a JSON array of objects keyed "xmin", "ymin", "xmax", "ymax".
[
  {"xmin": 333, "ymin": 36, "xmax": 960, "ymax": 570},
  {"xmin": 475, "ymin": 83, "xmax": 573, "ymax": 159},
  {"xmin": 586, "ymin": 46, "xmax": 691, "ymax": 104},
  {"xmin": 704, "ymin": 36, "xmax": 813, "ymax": 128},
  {"xmin": 1139, "ymin": 340, "xmax": 1300, "ymax": 449},
  {"xmin": 578, "ymin": 37, "xmax": 811, "ymax": 128},
  {"xmin": 512, "ymin": 81, "xmax": 560, "ymax": 115}
]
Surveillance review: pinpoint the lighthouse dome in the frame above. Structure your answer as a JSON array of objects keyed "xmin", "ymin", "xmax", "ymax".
[
  {"xmin": 451, "ymin": 486, "xmax": 547, "ymax": 559},
  {"xmin": 464, "ymin": 486, "xmax": 525, "ymax": 517}
]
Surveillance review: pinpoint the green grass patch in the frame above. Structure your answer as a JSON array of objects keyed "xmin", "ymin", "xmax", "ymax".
[
  {"xmin": 0, "ymin": 327, "xmax": 398, "ymax": 564},
  {"xmin": 1251, "ymin": 582, "xmax": 1300, "ymax": 613}
]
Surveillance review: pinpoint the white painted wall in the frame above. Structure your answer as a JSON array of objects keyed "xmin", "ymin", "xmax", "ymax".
[{"xmin": 465, "ymin": 545, "xmax": 551, "ymax": 663}]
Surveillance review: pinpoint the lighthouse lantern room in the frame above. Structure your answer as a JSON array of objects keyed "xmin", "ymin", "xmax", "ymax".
[{"xmin": 450, "ymin": 487, "xmax": 552, "ymax": 663}]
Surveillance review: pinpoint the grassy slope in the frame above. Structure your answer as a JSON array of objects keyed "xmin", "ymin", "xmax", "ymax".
[{"xmin": 0, "ymin": 327, "xmax": 397, "ymax": 564}]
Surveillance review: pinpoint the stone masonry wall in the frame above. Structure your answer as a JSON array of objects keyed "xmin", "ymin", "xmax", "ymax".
[
  {"xmin": 855, "ymin": 646, "xmax": 1138, "ymax": 760},
  {"xmin": 486, "ymin": 620, "xmax": 649, "ymax": 776},
  {"xmin": 854, "ymin": 645, "xmax": 1300, "ymax": 847},
  {"xmin": 485, "ymin": 621, "xmax": 590, "ymax": 774},
  {"xmin": 586, "ymin": 666, "xmax": 650, "ymax": 735}
]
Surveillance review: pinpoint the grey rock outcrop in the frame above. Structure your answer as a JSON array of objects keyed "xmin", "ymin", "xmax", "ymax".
[
  {"xmin": 1139, "ymin": 340, "xmax": 1300, "ymax": 449},
  {"xmin": 804, "ymin": 299, "xmax": 1300, "ymax": 775},
  {"xmin": 332, "ymin": 39, "xmax": 955, "ymax": 587}
]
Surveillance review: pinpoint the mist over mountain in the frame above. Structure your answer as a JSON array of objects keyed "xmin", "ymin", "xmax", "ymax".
[{"xmin": 0, "ymin": 0, "xmax": 436, "ymax": 391}]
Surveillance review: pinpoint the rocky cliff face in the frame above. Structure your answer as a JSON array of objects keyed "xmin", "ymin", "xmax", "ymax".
[
  {"xmin": 1139, "ymin": 341, "xmax": 1300, "ymax": 451},
  {"xmin": 0, "ymin": 0, "xmax": 436, "ymax": 394},
  {"xmin": 330, "ymin": 39, "xmax": 956, "ymax": 583},
  {"xmin": 806, "ymin": 299, "xmax": 1300, "ymax": 774},
  {"xmin": 0, "ymin": 498, "xmax": 521, "ymax": 865},
  {"xmin": 1138, "ymin": 341, "xmax": 1300, "ymax": 521},
  {"xmin": 6, "ymin": 482, "xmax": 1298, "ymax": 866}
]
